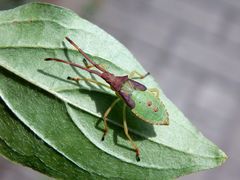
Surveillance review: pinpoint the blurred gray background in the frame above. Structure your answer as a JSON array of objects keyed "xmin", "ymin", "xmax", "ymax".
[{"xmin": 0, "ymin": 0, "xmax": 239, "ymax": 179}]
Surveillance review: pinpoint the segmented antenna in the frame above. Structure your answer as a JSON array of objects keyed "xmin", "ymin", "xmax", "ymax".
[
  {"xmin": 44, "ymin": 58, "xmax": 102, "ymax": 77},
  {"xmin": 65, "ymin": 37, "xmax": 107, "ymax": 73}
]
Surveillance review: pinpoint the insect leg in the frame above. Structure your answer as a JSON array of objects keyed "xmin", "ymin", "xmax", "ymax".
[
  {"xmin": 102, "ymin": 98, "xmax": 121, "ymax": 141},
  {"xmin": 67, "ymin": 77, "xmax": 111, "ymax": 89},
  {"xmin": 123, "ymin": 104, "xmax": 140, "ymax": 161},
  {"xmin": 148, "ymin": 88, "xmax": 160, "ymax": 98},
  {"xmin": 83, "ymin": 58, "xmax": 107, "ymax": 70},
  {"xmin": 129, "ymin": 70, "xmax": 150, "ymax": 79}
]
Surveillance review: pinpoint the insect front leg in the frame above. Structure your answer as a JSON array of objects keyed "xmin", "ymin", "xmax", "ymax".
[
  {"xmin": 83, "ymin": 59, "xmax": 107, "ymax": 70},
  {"xmin": 148, "ymin": 88, "xmax": 160, "ymax": 98},
  {"xmin": 123, "ymin": 104, "xmax": 140, "ymax": 162},
  {"xmin": 67, "ymin": 76, "xmax": 111, "ymax": 89},
  {"xmin": 129, "ymin": 70, "xmax": 150, "ymax": 80},
  {"xmin": 102, "ymin": 98, "xmax": 120, "ymax": 141}
]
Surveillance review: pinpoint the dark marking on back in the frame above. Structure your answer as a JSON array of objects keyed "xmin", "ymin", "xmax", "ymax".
[
  {"xmin": 153, "ymin": 107, "xmax": 158, "ymax": 112},
  {"xmin": 147, "ymin": 101, "xmax": 152, "ymax": 107}
]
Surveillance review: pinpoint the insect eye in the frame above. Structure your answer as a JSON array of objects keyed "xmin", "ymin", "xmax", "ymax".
[
  {"xmin": 147, "ymin": 101, "xmax": 152, "ymax": 107},
  {"xmin": 153, "ymin": 107, "xmax": 158, "ymax": 112}
]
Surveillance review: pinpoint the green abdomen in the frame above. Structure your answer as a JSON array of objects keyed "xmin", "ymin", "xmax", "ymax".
[{"xmin": 131, "ymin": 91, "xmax": 169, "ymax": 125}]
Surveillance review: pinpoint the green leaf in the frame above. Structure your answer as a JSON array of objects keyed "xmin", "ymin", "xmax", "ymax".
[
  {"xmin": 0, "ymin": 3, "xmax": 227, "ymax": 179},
  {"xmin": 0, "ymin": 97, "xmax": 99, "ymax": 179}
]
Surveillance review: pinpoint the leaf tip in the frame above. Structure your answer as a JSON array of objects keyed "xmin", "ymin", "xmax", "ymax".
[{"xmin": 216, "ymin": 149, "xmax": 228, "ymax": 166}]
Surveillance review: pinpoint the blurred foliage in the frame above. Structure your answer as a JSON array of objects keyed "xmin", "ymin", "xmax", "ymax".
[
  {"xmin": 0, "ymin": 0, "xmax": 35, "ymax": 10},
  {"xmin": 0, "ymin": 0, "xmax": 103, "ymax": 21}
]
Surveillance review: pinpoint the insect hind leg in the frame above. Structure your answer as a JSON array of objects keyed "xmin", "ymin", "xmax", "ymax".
[{"xmin": 123, "ymin": 104, "xmax": 140, "ymax": 161}]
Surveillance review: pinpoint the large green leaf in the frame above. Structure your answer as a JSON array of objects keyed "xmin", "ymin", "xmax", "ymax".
[{"xmin": 0, "ymin": 3, "xmax": 227, "ymax": 179}]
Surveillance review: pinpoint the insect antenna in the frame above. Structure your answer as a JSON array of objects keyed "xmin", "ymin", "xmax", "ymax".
[
  {"xmin": 44, "ymin": 58, "xmax": 102, "ymax": 77},
  {"xmin": 65, "ymin": 37, "xmax": 107, "ymax": 73}
]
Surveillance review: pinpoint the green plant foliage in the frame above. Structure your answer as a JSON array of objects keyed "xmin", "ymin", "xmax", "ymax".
[{"xmin": 0, "ymin": 3, "xmax": 227, "ymax": 179}]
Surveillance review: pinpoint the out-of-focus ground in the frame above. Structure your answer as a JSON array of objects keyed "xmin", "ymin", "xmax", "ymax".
[{"xmin": 0, "ymin": 0, "xmax": 240, "ymax": 179}]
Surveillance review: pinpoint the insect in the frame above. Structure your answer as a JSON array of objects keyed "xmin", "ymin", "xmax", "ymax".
[{"xmin": 45, "ymin": 37, "xmax": 169, "ymax": 161}]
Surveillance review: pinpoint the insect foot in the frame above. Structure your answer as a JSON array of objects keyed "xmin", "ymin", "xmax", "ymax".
[
  {"xmin": 101, "ymin": 129, "xmax": 108, "ymax": 141},
  {"xmin": 136, "ymin": 148, "xmax": 140, "ymax": 162},
  {"xmin": 136, "ymin": 149, "xmax": 140, "ymax": 162}
]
